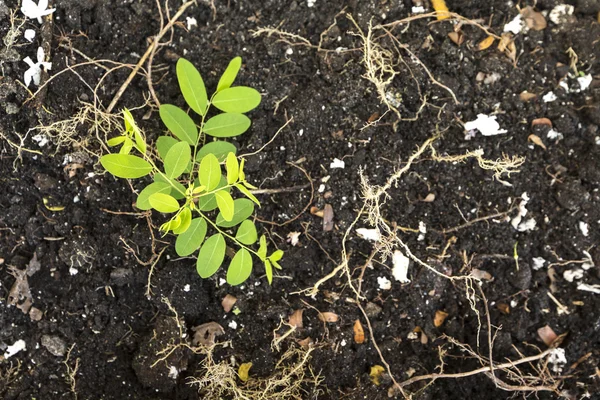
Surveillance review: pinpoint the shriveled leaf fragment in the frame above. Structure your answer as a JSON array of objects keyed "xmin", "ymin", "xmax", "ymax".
[
  {"xmin": 353, "ymin": 319, "xmax": 365, "ymax": 344},
  {"xmin": 297, "ymin": 337, "xmax": 313, "ymax": 350},
  {"xmin": 289, "ymin": 309, "xmax": 304, "ymax": 328},
  {"xmin": 528, "ymin": 134, "xmax": 547, "ymax": 150},
  {"xmin": 192, "ymin": 322, "xmax": 225, "ymax": 346},
  {"xmin": 434, "ymin": 310, "xmax": 449, "ymax": 327},
  {"xmin": 520, "ymin": 91, "xmax": 537, "ymax": 102},
  {"xmin": 369, "ymin": 365, "xmax": 386, "ymax": 385},
  {"xmin": 8, "ymin": 266, "xmax": 33, "ymax": 314},
  {"xmin": 318, "ymin": 312, "xmax": 339, "ymax": 323},
  {"xmin": 497, "ymin": 303, "xmax": 510, "ymax": 315},
  {"xmin": 222, "ymin": 294, "xmax": 237, "ymax": 313},
  {"xmin": 470, "ymin": 268, "xmax": 493, "ymax": 281},
  {"xmin": 537, "ymin": 325, "xmax": 558, "ymax": 346},
  {"xmin": 478, "ymin": 36, "xmax": 495, "ymax": 50},
  {"xmin": 323, "ymin": 204, "xmax": 334, "ymax": 231},
  {"xmin": 238, "ymin": 362, "xmax": 252, "ymax": 382},
  {"xmin": 448, "ymin": 31, "xmax": 465, "ymax": 46},
  {"xmin": 521, "ymin": 6, "xmax": 547, "ymax": 31}
]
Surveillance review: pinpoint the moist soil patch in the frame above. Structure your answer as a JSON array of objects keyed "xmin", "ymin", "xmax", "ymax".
[{"xmin": 1, "ymin": 0, "xmax": 599, "ymax": 399}]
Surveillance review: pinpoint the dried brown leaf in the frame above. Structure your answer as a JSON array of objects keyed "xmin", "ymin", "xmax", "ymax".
[
  {"xmin": 192, "ymin": 322, "xmax": 225, "ymax": 346},
  {"xmin": 528, "ymin": 134, "xmax": 547, "ymax": 150},
  {"xmin": 318, "ymin": 311, "xmax": 339, "ymax": 323},
  {"xmin": 478, "ymin": 35, "xmax": 495, "ymax": 51},
  {"xmin": 519, "ymin": 91, "xmax": 537, "ymax": 102},
  {"xmin": 531, "ymin": 118, "xmax": 552, "ymax": 128},
  {"xmin": 288, "ymin": 309, "xmax": 304, "ymax": 328},
  {"xmin": 323, "ymin": 204, "xmax": 334, "ymax": 231},
  {"xmin": 521, "ymin": 6, "xmax": 547, "ymax": 31},
  {"xmin": 433, "ymin": 310, "xmax": 449, "ymax": 327},
  {"xmin": 221, "ymin": 294, "xmax": 237, "ymax": 313},
  {"xmin": 353, "ymin": 319, "xmax": 365, "ymax": 344},
  {"xmin": 367, "ymin": 112, "xmax": 380, "ymax": 123},
  {"xmin": 296, "ymin": 336, "xmax": 313, "ymax": 350},
  {"xmin": 448, "ymin": 31, "xmax": 465, "ymax": 46},
  {"xmin": 421, "ymin": 193, "xmax": 436, "ymax": 202},
  {"xmin": 471, "ymin": 268, "xmax": 493, "ymax": 281},
  {"xmin": 310, "ymin": 206, "xmax": 324, "ymax": 218},
  {"xmin": 537, "ymin": 325, "xmax": 558, "ymax": 347},
  {"xmin": 497, "ymin": 303, "xmax": 510, "ymax": 315},
  {"xmin": 8, "ymin": 266, "xmax": 33, "ymax": 314}
]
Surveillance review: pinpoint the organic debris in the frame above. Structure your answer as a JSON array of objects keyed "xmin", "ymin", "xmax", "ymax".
[
  {"xmin": 7, "ymin": 266, "xmax": 33, "ymax": 314},
  {"xmin": 537, "ymin": 325, "xmax": 558, "ymax": 347},
  {"xmin": 221, "ymin": 295, "xmax": 237, "ymax": 313},
  {"xmin": 192, "ymin": 322, "xmax": 225, "ymax": 347},
  {"xmin": 288, "ymin": 309, "xmax": 304, "ymax": 328},
  {"xmin": 318, "ymin": 312, "xmax": 339, "ymax": 323},
  {"xmin": 353, "ymin": 320, "xmax": 365, "ymax": 344},
  {"xmin": 369, "ymin": 365, "xmax": 386, "ymax": 385},
  {"xmin": 238, "ymin": 362, "xmax": 252, "ymax": 382},
  {"xmin": 434, "ymin": 310, "xmax": 449, "ymax": 327}
]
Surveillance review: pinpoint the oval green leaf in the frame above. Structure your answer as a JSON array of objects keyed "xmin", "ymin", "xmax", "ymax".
[
  {"xmin": 159, "ymin": 104, "xmax": 198, "ymax": 145},
  {"xmin": 215, "ymin": 190, "xmax": 235, "ymax": 221},
  {"xmin": 212, "ymin": 87, "xmax": 261, "ymax": 114},
  {"xmin": 164, "ymin": 141, "xmax": 191, "ymax": 179},
  {"xmin": 124, "ymin": 108, "xmax": 146, "ymax": 154},
  {"xmin": 235, "ymin": 219, "xmax": 257, "ymax": 245},
  {"xmin": 101, "ymin": 154, "xmax": 152, "ymax": 179},
  {"xmin": 264, "ymin": 259, "xmax": 273, "ymax": 285},
  {"xmin": 227, "ymin": 248, "xmax": 252, "ymax": 286},
  {"xmin": 177, "ymin": 58, "xmax": 208, "ymax": 116},
  {"xmin": 196, "ymin": 141, "xmax": 237, "ymax": 162},
  {"xmin": 149, "ymin": 193, "xmax": 180, "ymax": 213},
  {"xmin": 203, "ymin": 113, "xmax": 251, "ymax": 138},
  {"xmin": 226, "ymin": 152, "xmax": 239, "ymax": 184},
  {"xmin": 199, "ymin": 153, "xmax": 221, "ymax": 191},
  {"xmin": 197, "ymin": 175, "xmax": 229, "ymax": 211},
  {"xmin": 176, "ymin": 218, "xmax": 207, "ymax": 256},
  {"xmin": 270, "ymin": 249, "xmax": 284, "ymax": 262},
  {"xmin": 217, "ymin": 57, "xmax": 242, "ymax": 92},
  {"xmin": 156, "ymin": 136, "xmax": 178, "ymax": 161},
  {"xmin": 216, "ymin": 198, "xmax": 255, "ymax": 228},
  {"xmin": 136, "ymin": 182, "xmax": 171, "ymax": 210},
  {"xmin": 197, "ymin": 233, "xmax": 226, "ymax": 278},
  {"xmin": 173, "ymin": 207, "xmax": 192, "ymax": 234},
  {"xmin": 107, "ymin": 136, "xmax": 126, "ymax": 147},
  {"xmin": 234, "ymin": 183, "xmax": 260, "ymax": 207},
  {"xmin": 154, "ymin": 174, "xmax": 186, "ymax": 199}
]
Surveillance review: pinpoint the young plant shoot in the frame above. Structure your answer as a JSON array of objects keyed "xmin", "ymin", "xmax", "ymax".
[{"xmin": 100, "ymin": 57, "xmax": 282, "ymax": 285}]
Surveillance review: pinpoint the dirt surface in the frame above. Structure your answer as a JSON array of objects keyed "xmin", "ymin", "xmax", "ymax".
[{"xmin": 1, "ymin": 0, "xmax": 600, "ymax": 399}]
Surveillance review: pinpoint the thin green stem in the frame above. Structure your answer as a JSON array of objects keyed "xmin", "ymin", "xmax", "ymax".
[{"xmin": 196, "ymin": 210, "xmax": 261, "ymax": 258}]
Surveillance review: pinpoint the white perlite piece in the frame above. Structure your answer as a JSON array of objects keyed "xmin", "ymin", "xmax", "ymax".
[
  {"xmin": 32, "ymin": 133, "xmax": 49, "ymax": 147},
  {"xmin": 549, "ymin": 5, "xmax": 574, "ymax": 25},
  {"xmin": 186, "ymin": 17, "xmax": 197, "ymax": 30},
  {"xmin": 511, "ymin": 193, "xmax": 536, "ymax": 231},
  {"xmin": 228, "ymin": 320, "xmax": 238, "ymax": 330},
  {"xmin": 543, "ymin": 91, "xmax": 557, "ymax": 103},
  {"xmin": 532, "ymin": 257, "xmax": 546, "ymax": 270},
  {"xmin": 547, "ymin": 348, "xmax": 567, "ymax": 374},
  {"xmin": 417, "ymin": 221, "xmax": 426, "ymax": 241},
  {"xmin": 377, "ymin": 276, "xmax": 392, "ymax": 290},
  {"xmin": 21, "ymin": 0, "xmax": 56, "ymax": 24},
  {"xmin": 356, "ymin": 228, "xmax": 381, "ymax": 242},
  {"xmin": 577, "ymin": 283, "xmax": 600, "ymax": 294},
  {"xmin": 330, "ymin": 158, "xmax": 345, "ymax": 169},
  {"xmin": 411, "ymin": 6, "xmax": 425, "ymax": 13},
  {"xmin": 563, "ymin": 269, "xmax": 583, "ymax": 282},
  {"xmin": 579, "ymin": 221, "xmax": 589, "ymax": 237},
  {"xmin": 464, "ymin": 114, "xmax": 507, "ymax": 136},
  {"xmin": 392, "ymin": 250, "xmax": 410, "ymax": 283},
  {"xmin": 24, "ymin": 29, "xmax": 36, "ymax": 42},
  {"xmin": 24, "ymin": 47, "xmax": 52, "ymax": 87},
  {"xmin": 503, "ymin": 14, "xmax": 523, "ymax": 35},
  {"xmin": 577, "ymin": 74, "xmax": 592, "ymax": 91},
  {"xmin": 168, "ymin": 366, "xmax": 178, "ymax": 379},
  {"xmin": 3, "ymin": 339, "xmax": 26, "ymax": 359},
  {"xmin": 307, "ymin": 0, "xmax": 316, "ymax": 7}
]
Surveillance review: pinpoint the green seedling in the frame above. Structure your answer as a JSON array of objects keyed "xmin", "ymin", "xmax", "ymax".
[{"xmin": 100, "ymin": 57, "xmax": 282, "ymax": 285}]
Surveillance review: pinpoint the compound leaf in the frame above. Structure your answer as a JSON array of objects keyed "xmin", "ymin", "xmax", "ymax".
[
  {"xmin": 213, "ymin": 87, "xmax": 261, "ymax": 114},
  {"xmin": 164, "ymin": 141, "xmax": 191, "ymax": 179},
  {"xmin": 177, "ymin": 58, "xmax": 208, "ymax": 116},
  {"xmin": 149, "ymin": 192, "xmax": 180, "ymax": 213},
  {"xmin": 235, "ymin": 220, "xmax": 257, "ymax": 245},
  {"xmin": 217, "ymin": 56, "xmax": 242, "ymax": 92},
  {"xmin": 199, "ymin": 153, "xmax": 221, "ymax": 191},
  {"xmin": 215, "ymin": 190, "xmax": 235, "ymax": 221},
  {"xmin": 197, "ymin": 233, "xmax": 226, "ymax": 278},
  {"xmin": 159, "ymin": 104, "xmax": 198, "ymax": 145},
  {"xmin": 216, "ymin": 198, "xmax": 254, "ymax": 228},
  {"xmin": 101, "ymin": 154, "xmax": 152, "ymax": 179},
  {"xmin": 227, "ymin": 248, "xmax": 252, "ymax": 286},
  {"xmin": 175, "ymin": 218, "xmax": 207, "ymax": 256},
  {"xmin": 136, "ymin": 182, "xmax": 171, "ymax": 210},
  {"xmin": 203, "ymin": 113, "xmax": 251, "ymax": 138}
]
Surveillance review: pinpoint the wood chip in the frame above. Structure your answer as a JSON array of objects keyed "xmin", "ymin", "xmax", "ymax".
[
  {"xmin": 477, "ymin": 36, "xmax": 495, "ymax": 51},
  {"xmin": 537, "ymin": 325, "xmax": 558, "ymax": 346},
  {"xmin": 433, "ymin": 310, "xmax": 449, "ymax": 327},
  {"xmin": 531, "ymin": 118, "xmax": 552, "ymax": 128},
  {"xmin": 519, "ymin": 91, "xmax": 537, "ymax": 102},
  {"xmin": 318, "ymin": 311, "xmax": 339, "ymax": 323},
  {"xmin": 471, "ymin": 268, "xmax": 493, "ymax": 281},
  {"xmin": 528, "ymin": 134, "xmax": 547, "ymax": 150},
  {"xmin": 323, "ymin": 204, "xmax": 334, "ymax": 231},
  {"xmin": 288, "ymin": 309, "xmax": 304, "ymax": 328},
  {"xmin": 192, "ymin": 322, "xmax": 225, "ymax": 346},
  {"xmin": 367, "ymin": 112, "xmax": 380, "ymax": 123},
  {"xmin": 497, "ymin": 303, "xmax": 510, "ymax": 315},
  {"xmin": 353, "ymin": 319, "xmax": 365, "ymax": 344},
  {"xmin": 221, "ymin": 294, "xmax": 237, "ymax": 313}
]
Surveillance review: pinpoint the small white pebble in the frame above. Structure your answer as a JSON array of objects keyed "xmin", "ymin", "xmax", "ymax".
[
  {"xmin": 411, "ymin": 6, "xmax": 425, "ymax": 13},
  {"xmin": 330, "ymin": 158, "xmax": 345, "ymax": 169},
  {"xmin": 24, "ymin": 29, "xmax": 36, "ymax": 42},
  {"xmin": 307, "ymin": 0, "xmax": 316, "ymax": 8},
  {"xmin": 543, "ymin": 91, "xmax": 557, "ymax": 103},
  {"xmin": 219, "ymin": 278, "xmax": 227, "ymax": 286},
  {"xmin": 69, "ymin": 267, "xmax": 78, "ymax": 276},
  {"xmin": 298, "ymin": 129, "xmax": 304, "ymax": 136},
  {"xmin": 377, "ymin": 276, "xmax": 392, "ymax": 290},
  {"xmin": 73, "ymin": 195, "xmax": 80, "ymax": 203},
  {"xmin": 318, "ymin": 184, "xmax": 325, "ymax": 193},
  {"xmin": 579, "ymin": 221, "xmax": 589, "ymax": 237},
  {"xmin": 185, "ymin": 17, "xmax": 197, "ymax": 30},
  {"xmin": 183, "ymin": 284, "xmax": 190, "ymax": 292},
  {"xmin": 340, "ymin": 339, "xmax": 347, "ymax": 346},
  {"xmin": 279, "ymin": 146, "xmax": 286, "ymax": 151},
  {"xmin": 228, "ymin": 320, "xmax": 238, "ymax": 330},
  {"xmin": 285, "ymin": 48, "xmax": 293, "ymax": 55}
]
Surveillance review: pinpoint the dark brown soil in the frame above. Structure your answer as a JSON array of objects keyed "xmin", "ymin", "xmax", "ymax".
[{"xmin": 1, "ymin": 0, "xmax": 600, "ymax": 399}]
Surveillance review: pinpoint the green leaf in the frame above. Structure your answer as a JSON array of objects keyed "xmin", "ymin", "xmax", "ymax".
[
  {"xmin": 227, "ymin": 248, "xmax": 252, "ymax": 286},
  {"xmin": 264, "ymin": 259, "xmax": 273, "ymax": 285},
  {"xmin": 159, "ymin": 104, "xmax": 198, "ymax": 145},
  {"xmin": 107, "ymin": 136, "xmax": 126, "ymax": 147},
  {"xmin": 156, "ymin": 136, "xmax": 179, "ymax": 161},
  {"xmin": 175, "ymin": 218, "xmax": 207, "ymax": 256},
  {"xmin": 164, "ymin": 141, "xmax": 191, "ymax": 179},
  {"xmin": 177, "ymin": 58, "xmax": 208, "ymax": 116},
  {"xmin": 149, "ymin": 193, "xmax": 180, "ymax": 213},
  {"xmin": 257, "ymin": 235, "xmax": 267, "ymax": 261},
  {"xmin": 173, "ymin": 207, "xmax": 192, "ymax": 234},
  {"xmin": 124, "ymin": 108, "xmax": 146, "ymax": 154},
  {"xmin": 154, "ymin": 174, "xmax": 186, "ymax": 199},
  {"xmin": 213, "ymin": 87, "xmax": 261, "ymax": 114},
  {"xmin": 197, "ymin": 233, "xmax": 226, "ymax": 278},
  {"xmin": 215, "ymin": 190, "xmax": 235, "ymax": 221},
  {"xmin": 226, "ymin": 152, "xmax": 239, "ymax": 184},
  {"xmin": 119, "ymin": 137, "xmax": 133, "ymax": 155},
  {"xmin": 272, "ymin": 260, "xmax": 282, "ymax": 270},
  {"xmin": 235, "ymin": 220, "xmax": 257, "ymax": 245},
  {"xmin": 101, "ymin": 154, "xmax": 152, "ymax": 179},
  {"xmin": 217, "ymin": 57, "xmax": 242, "ymax": 92},
  {"xmin": 269, "ymin": 249, "xmax": 284, "ymax": 262},
  {"xmin": 234, "ymin": 183, "xmax": 260, "ymax": 207},
  {"xmin": 199, "ymin": 153, "xmax": 221, "ymax": 191},
  {"xmin": 203, "ymin": 113, "xmax": 251, "ymax": 138},
  {"xmin": 196, "ymin": 141, "xmax": 237, "ymax": 162},
  {"xmin": 136, "ymin": 182, "xmax": 171, "ymax": 210},
  {"xmin": 216, "ymin": 198, "xmax": 254, "ymax": 228},
  {"xmin": 197, "ymin": 176, "xmax": 229, "ymax": 211},
  {"xmin": 160, "ymin": 215, "xmax": 181, "ymax": 233}
]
